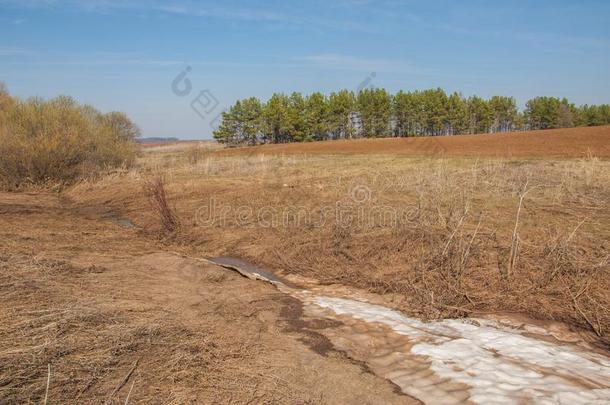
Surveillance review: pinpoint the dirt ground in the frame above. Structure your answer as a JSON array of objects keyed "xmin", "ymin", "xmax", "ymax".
[
  {"xmin": 0, "ymin": 193, "xmax": 417, "ymax": 404},
  {"xmin": 220, "ymin": 126, "xmax": 610, "ymax": 158}
]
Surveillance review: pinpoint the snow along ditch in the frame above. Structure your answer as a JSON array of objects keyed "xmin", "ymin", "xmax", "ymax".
[{"xmin": 208, "ymin": 257, "xmax": 610, "ymax": 404}]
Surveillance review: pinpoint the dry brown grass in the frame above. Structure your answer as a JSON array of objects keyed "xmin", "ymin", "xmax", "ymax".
[
  {"xmin": 67, "ymin": 149, "xmax": 610, "ymax": 344},
  {"xmin": 0, "ymin": 254, "xmax": 277, "ymax": 403},
  {"xmin": 0, "ymin": 255, "xmax": 193, "ymax": 402},
  {"xmin": 141, "ymin": 140, "xmax": 222, "ymax": 154},
  {"xmin": 0, "ymin": 196, "xmax": 410, "ymax": 404}
]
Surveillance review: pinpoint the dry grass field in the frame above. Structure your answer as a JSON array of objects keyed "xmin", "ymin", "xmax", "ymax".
[
  {"xmin": 2, "ymin": 126, "xmax": 609, "ymax": 402},
  {"xmin": 68, "ymin": 127, "xmax": 610, "ymax": 343}
]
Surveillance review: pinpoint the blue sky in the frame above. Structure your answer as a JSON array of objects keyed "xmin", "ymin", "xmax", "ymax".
[{"xmin": 1, "ymin": 0, "xmax": 609, "ymax": 139}]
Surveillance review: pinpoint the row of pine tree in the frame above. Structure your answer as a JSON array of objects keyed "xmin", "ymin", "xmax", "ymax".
[{"xmin": 213, "ymin": 88, "xmax": 610, "ymax": 145}]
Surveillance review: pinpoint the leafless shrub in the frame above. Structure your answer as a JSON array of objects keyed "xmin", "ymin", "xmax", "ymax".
[
  {"xmin": 0, "ymin": 88, "xmax": 138, "ymax": 190},
  {"xmin": 143, "ymin": 176, "xmax": 180, "ymax": 234}
]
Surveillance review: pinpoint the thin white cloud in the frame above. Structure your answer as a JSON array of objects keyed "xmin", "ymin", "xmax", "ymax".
[
  {"xmin": 0, "ymin": 0, "xmax": 373, "ymax": 31},
  {"xmin": 7, "ymin": 58, "xmax": 183, "ymax": 66},
  {"xmin": 1, "ymin": 1, "xmax": 295, "ymax": 23},
  {"xmin": 295, "ymin": 53, "xmax": 404, "ymax": 72},
  {"xmin": 0, "ymin": 47, "xmax": 31, "ymax": 56},
  {"xmin": 0, "ymin": 47, "xmax": 182, "ymax": 66},
  {"xmin": 153, "ymin": 4, "xmax": 290, "ymax": 23}
]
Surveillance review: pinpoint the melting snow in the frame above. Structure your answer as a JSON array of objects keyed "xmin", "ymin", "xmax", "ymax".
[{"xmin": 313, "ymin": 296, "xmax": 610, "ymax": 404}]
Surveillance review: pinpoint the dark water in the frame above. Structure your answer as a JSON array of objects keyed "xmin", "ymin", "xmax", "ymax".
[
  {"xmin": 100, "ymin": 212, "xmax": 137, "ymax": 229},
  {"xmin": 208, "ymin": 256, "xmax": 294, "ymax": 287}
]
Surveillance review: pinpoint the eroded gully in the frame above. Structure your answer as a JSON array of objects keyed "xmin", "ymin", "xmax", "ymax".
[{"xmin": 206, "ymin": 257, "xmax": 610, "ymax": 405}]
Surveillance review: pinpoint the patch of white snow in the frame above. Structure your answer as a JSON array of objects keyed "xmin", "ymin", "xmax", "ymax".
[{"xmin": 313, "ymin": 296, "xmax": 610, "ymax": 404}]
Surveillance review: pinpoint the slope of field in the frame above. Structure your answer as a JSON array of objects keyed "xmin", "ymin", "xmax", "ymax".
[
  {"xmin": 221, "ymin": 126, "xmax": 610, "ymax": 158},
  {"xmin": 0, "ymin": 193, "xmax": 413, "ymax": 403},
  {"xmin": 67, "ymin": 152, "xmax": 610, "ymax": 345}
]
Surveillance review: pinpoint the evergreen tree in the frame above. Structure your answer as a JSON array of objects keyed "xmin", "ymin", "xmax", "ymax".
[
  {"xmin": 357, "ymin": 88, "xmax": 392, "ymax": 137},
  {"xmin": 421, "ymin": 88, "xmax": 448, "ymax": 136},
  {"xmin": 445, "ymin": 92, "xmax": 468, "ymax": 136},
  {"xmin": 213, "ymin": 101, "xmax": 241, "ymax": 144},
  {"xmin": 213, "ymin": 87, "xmax": 610, "ymax": 145},
  {"xmin": 578, "ymin": 104, "xmax": 610, "ymax": 126},
  {"xmin": 600, "ymin": 105, "xmax": 610, "ymax": 125},
  {"xmin": 489, "ymin": 96, "xmax": 518, "ymax": 133},
  {"xmin": 287, "ymin": 92, "xmax": 307, "ymax": 142},
  {"xmin": 240, "ymin": 97, "xmax": 263, "ymax": 145},
  {"xmin": 393, "ymin": 90, "xmax": 413, "ymax": 137},
  {"xmin": 524, "ymin": 96, "xmax": 572, "ymax": 130},
  {"xmin": 328, "ymin": 90, "xmax": 356, "ymax": 139},
  {"xmin": 305, "ymin": 92, "xmax": 329, "ymax": 141},
  {"xmin": 262, "ymin": 93, "xmax": 291, "ymax": 143},
  {"xmin": 467, "ymin": 96, "xmax": 493, "ymax": 134}
]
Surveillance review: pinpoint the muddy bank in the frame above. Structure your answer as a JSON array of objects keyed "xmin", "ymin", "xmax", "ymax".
[{"xmin": 211, "ymin": 257, "xmax": 610, "ymax": 405}]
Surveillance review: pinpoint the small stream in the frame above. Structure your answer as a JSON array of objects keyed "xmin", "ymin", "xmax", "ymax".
[{"xmin": 209, "ymin": 257, "xmax": 610, "ymax": 404}]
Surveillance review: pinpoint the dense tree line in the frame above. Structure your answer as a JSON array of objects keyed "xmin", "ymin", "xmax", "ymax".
[{"xmin": 213, "ymin": 88, "xmax": 610, "ymax": 145}]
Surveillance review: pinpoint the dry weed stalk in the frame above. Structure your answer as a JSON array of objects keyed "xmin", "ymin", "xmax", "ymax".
[
  {"xmin": 106, "ymin": 359, "xmax": 139, "ymax": 403},
  {"xmin": 44, "ymin": 364, "xmax": 51, "ymax": 405},
  {"xmin": 507, "ymin": 180, "xmax": 535, "ymax": 278},
  {"xmin": 143, "ymin": 176, "xmax": 180, "ymax": 234},
  {"xmin": 564, "ymin": 278, "xmax": 602, "ymax": 337}
]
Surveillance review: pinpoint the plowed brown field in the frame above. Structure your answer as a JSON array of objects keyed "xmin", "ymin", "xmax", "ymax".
[{"xmin": 222, "ymin": 126, "xmax": 610, "ymax": 158}]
